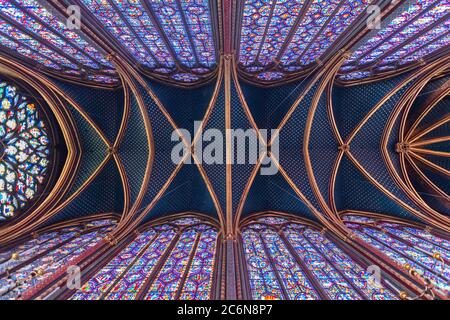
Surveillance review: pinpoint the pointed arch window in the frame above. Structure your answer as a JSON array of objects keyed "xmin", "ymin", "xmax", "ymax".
[
  {"xmin": 339, "ymin": 0, "xmax": 449, "ymax": 80},
  {"xmin": 0, "ymin": 218, "xmax": 116, "ymax": 300},
  {"xmin": 343, "ymin": 215, "xmax": 450, "ymax": 293},
  {"xmin": 237, "ymin": 0, "xmax": 371, "ymax": 82},
  {"xmin": 240, "ymin": 216, "xmax": 398, "ymax": 300},
  {"xmin": 71, "ymin": 216, "xmax": 220, "ymax": 300},
  {"xmin": 0, "ymin": 0, "xmax": 117, "ymax": 84},
  {"xmin": 76, "ymin": 0, "xmax": 217, "ymax": 83}
]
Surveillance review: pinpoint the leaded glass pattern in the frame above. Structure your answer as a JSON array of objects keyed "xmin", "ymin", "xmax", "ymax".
[
  {"xmin": 0, "ymin": 80, "xmax": 50, "ymax": 220},
  {"xmin": 241, "ymin": 217, "xmax": 397, "ymax": 300},
  {"xmin": 78, "ymin": 0, "xmax": 217, "ymax": 83},
  {"xmin": 179, "ymin": 227, "xmax": 217, "ymax": 300},
  {"xmin": 0, "ymin": 0, "xmax": 117, "ymax": 84},
  {"xmin": 0, "ymin": 219, "xmax": 116, "ymax": 300},
  {"xmin": 339, "ymin": 0, "xmax": 450, "ymax": 80},
  {"xmin": 241, "ymin": 226, "xmax": 285, "ymax": 300},
  {"xmin": 238, "ymin": 0, "xmax": 448, "ymax": 82},
  {"xmin": 238, "ymin": 0, "xmax": 370, "ymax": 81},
  {"xmin": 344, "ymin": 216, "xmax": 450, "ymax": 293},
  {"xmin": 71, "ymin": 217, "xmax": 219, "ymax": 300}
]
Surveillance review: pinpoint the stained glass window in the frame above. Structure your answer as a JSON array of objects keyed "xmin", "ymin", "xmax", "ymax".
[
  {"xmin": 0, "ymin": 0, "xmax": 117, "ymax": 84},
  {"xmin": 238, "ymin": 0, "xmax": 370, "ymax": 81},
  {"xmin": 78, "ymin": 0, "xmax": 217, "ymax": 83},
  {"xmin": 339, "ymin": 0, "xmax": 450, "ymax": 80},
  {"xmin": 241, "ymin": 217, "xmax": 397, "ymax": 300},
  {"xmin": 71, "ymin": 217, "xmax": 219, "ymax": 300},
  {"xmin": 0, "ymin": 80, "xmax": 50, "ymax": 220},
  {"xmin": 238, "ymin": 0, "xmax": 448, "ymax": 82},
  {"xmin": 343, "ymin": 215, "xmax": 450, "ymax": 293},
  {"xmin": 0, "ymin": 218, "xmax": 116, "ymax": 300}
]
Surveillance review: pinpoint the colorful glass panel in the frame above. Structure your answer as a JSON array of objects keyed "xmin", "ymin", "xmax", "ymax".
[
  {"xmin": 178, "ymin": 0, "xmax": 216, "ymax": 68},
  {"xmin": 301, "ymin": 0, "xmax": 370, "ymax": 65},
  {"xmin": 179, "ymin": 228, "xmax": 218, "ymax": 300},
  {"xmin": 260, "ymin": 228, "xmax": 319, "ymax": 300},
  {"xmin": 241, "ymin": 227, "xmax": 285, "ymax": 300},
  {"xmin": 242, "ymin": 219, "xmax": 398, "ymax": 300},
  {"xmin": 0, "ymin": 20, "xmax": 77, "ymax": 70},
  {"xmin": 346, "ymin": 223, "xmax": 450, "ymax": 292},
  {"xmin": 284, "ymin": 225, "xmax": 361, "ymax": 300},
  {"xmin": 79, "ymin": 0, "xmax": 217, "ymax": 82},
  {"xmin": 258, "ymin": 0, "xmax": 306, "ymax": 66},
  {"xmin": 0, "ymin": 0, "xmax": 99, "ymax": 68},
  {"xmin": 0, "ymin": 222, "xmax": 115, "ymax": 299},
  {"xmin": 280, "ymin": 0, "xmax": 341, "ymax": 66},
  {"xmin": 79, "ymin": 0, "xmax": 154, "ymax": 67},
  {"xmin": 346, "ymin": 0, "xmax": 444, "ymax": 65},
  {"xmin": 109, "ymin": 0, "xmax": 174, "ymax": 68},
  {"xmin": 338, "ymin": 0, "xmax": 449, "ymax": 80},
  {"xmin": 104, "ymin": 229, "xmax": 176, "ymax": 300},
  {"xmin": 13, "ymin": 0, "xmax": 113, "ymax": 68},
  {"xmin": 71, "ymin": 221, "xmax": 218, "ymax": 300},
  {"xmin": 0, "ymin": 80, "xmax": 51, "ymax": 220},
  {"xmin": 145, "ymin": 228, "xmax": 198, "ymax": 300},
  {"xmin": 71, "ymin": 229, "xmax": 157, "ymax": 300},
  {"xmin": 301, "ymin": 228, "xmax": 396, "ymax": 300}
]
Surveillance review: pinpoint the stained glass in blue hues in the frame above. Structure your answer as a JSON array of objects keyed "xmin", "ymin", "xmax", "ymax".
[
  {"xmin": 379, "ymin": 21, "xmax": 449, "ymax": 66},
  {"xmin": 400, "ymin": 33, "xmax": 450, "ymax": 65},
  {"xmin": 180, "ymin": 228, "xmax": 217, "ymax": 300},
  {"xmin": 0, "ymin": 0, "xmax": 117, "ymax": 83},
  {"xmin": 301, "ymin": 0, "xmax": 370, "ymax": 65},
  {"xmin": 71, "ymin": 229, "xmax": 159, "ymax": 300},
  {"xmin": 14, "ymin": 0, "xmax": 112, "ymax": 68},
  {"xmin": 256, "ymin": 71, "xmax": 284, "ymax": 81},
  {"xmin": 301, "ymin": 228, "xmax": 397, "ymax": 300},
  {"xmin": 339, "ymin": 0, "xmax": 450, "ymax": 79},
  {"xmin": 146, "ymin": 0, "xmax": 196, "ymax": 67},
  {"xmin": 359, "ymin": 2, "xmax": 449, "ymax": 65},
  {"xmin": 338, "ymin": 71, "xmax": 371, "ymax": 80},
  {"xmin": 280, "ymin": 0, "xmax": 342, "ymax": 66},
  {"xmin": 79, "ymin": 0, "xmax": 216, "ymax": 82},
  {"xmin": 0, "ymin": 220, "xmax": 115, "ymax": 300},
  {"xmin": 257, "ymin": 216, "xmax": 288, "ymax": 225},
  {"xmin": 239, "ymin": 0, "xmax": 274, "ymax": 67},
  {"xmin": 241, "ymin": 218, "xmax": 397, "ymax": 300},
  {"xmin": 172, "ymin": 73, "xmax": 200, "ymax": 82},
  {"xmin": 0, "ymin": 0, "xmax": 99, "ymax": 68},
  {"xmin": 242, "ymin": 227, "xmax": 285, "ymax": 300},
  {"xmin": 79, "ymin": 0, "xmax": 155, "ymax": 67},
  {"xmin": 259, "ymin": 228, "xmax": 320, "ymax": 300},
  {"xmin": 0, "ymin": 81, "xmax": 50, "ymax": 220},
  {"xmin": 0, "ymin": 20, "xmax": 77, "ymax": 70},
  {"xmin": 145, "ymin": 224, "xmax": 215, "ymax": 300},
  {"xmin": 257, "ymin": 1, "xmax": 306, "ymax": 66},
  {"xmin": 71, "ymin": 220, "xmax": 218, "ymax": 300},
  {"xmin": 178, "ymin": 0, "xmax": 216, "ymax": 68},
  {"xmin": 345, "ymin": 0, "xmax": 438, "ymax": 65},
  {"xmin": 110, "ymin": 0, "xmax": 174, "ymax": 68},
  {"xmin": 345, "ymin": 219, "xmax": 450, "ymax": 293},
  {"xmin": 170, "ymin": 217, "xmax": 202, "ymax": 226}
]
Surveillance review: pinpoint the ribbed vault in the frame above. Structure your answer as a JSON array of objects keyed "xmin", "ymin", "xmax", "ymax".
[{"xmin": 0, "ymin": 0, "xmax": 448, "ymax": 301}]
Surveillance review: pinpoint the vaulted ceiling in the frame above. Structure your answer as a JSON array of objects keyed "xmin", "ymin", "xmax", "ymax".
[{"xmin": 0, "ymin": 0, "xmax": 448, "ymax": 243}]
